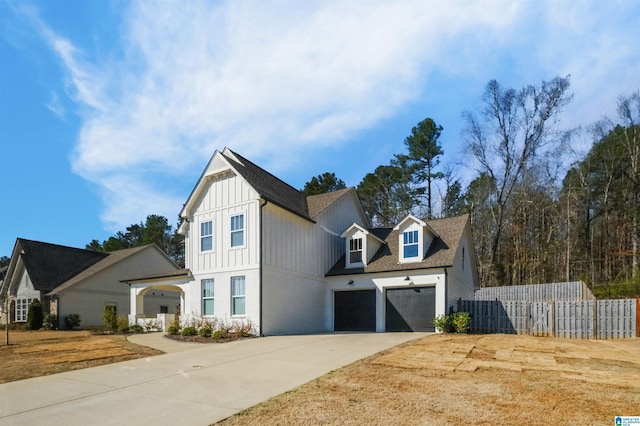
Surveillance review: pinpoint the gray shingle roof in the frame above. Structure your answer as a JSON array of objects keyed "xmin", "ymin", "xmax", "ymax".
[
  {"xmin": 48, "ymin": 245, "xmax": 156, "ymax": 294},
  {"xmin": 326, "ymin": 214, "xmax": 470, "ymax": 276},
  {"xmin": 13, "ymin": 239, "xmax": 108, "ymax": 292},
  {"xmin": 306, "ymin": 188, "xmax": 352, "ymax": 219},
  {"xmin": 222, "ymin": 149, "xmax": 313, "ymax": 222}
]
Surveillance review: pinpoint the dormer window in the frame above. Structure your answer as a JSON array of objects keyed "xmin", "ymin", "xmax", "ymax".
[
  {"xmin": 395, "ymin": 215, "xmax": 438, "ymax": 264},
  {"xmin": 349, "ymin": 238, "xmax": 363, "ymax": 264},
  {"xmin": 403, "ymin": 230, "xmax": 419, "ymax": 258},
  {"xmin": 341, "ymin": 223, "xmax": 383, "ymax": 269}
]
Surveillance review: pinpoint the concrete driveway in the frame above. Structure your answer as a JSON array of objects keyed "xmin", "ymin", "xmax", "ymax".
[{"xmin": 0, "ymin": 332, "xmax": 426, "ymax": 426}]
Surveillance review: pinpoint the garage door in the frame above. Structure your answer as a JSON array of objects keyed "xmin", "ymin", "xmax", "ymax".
[
  {"xmin": 386, "ymin": 286, "xmax": 436, "ymax": 332},
  {"xmin": 334, "ymin": 290, "xmax": 376, "ymax": 332}
]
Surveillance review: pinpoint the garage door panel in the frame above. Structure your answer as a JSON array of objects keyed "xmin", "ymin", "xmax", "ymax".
[
  {"xmin": 334, "ymin": 290, "xmax": 376, "ymax": 332},
  {"xmin": 386, "ymin": 287, "xmax": 435, "ymax": 332}
]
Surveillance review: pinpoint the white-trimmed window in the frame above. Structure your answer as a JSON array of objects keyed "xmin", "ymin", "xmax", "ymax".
[
  {"xmin": 230, "ymin": 214, "xmax": 245, "ymax": 247},
  {"xmin": 231, "ymin": 276, "xmax": 246, "ymax": 316},
  {"xmin": 202, "ymin": 279, "xmax": 214, "ymax": 315},
  {"xmin": 15, "ymin": 298, "xmax": 37, "ymax": 322},
  {"xmin": 403, "ymin": 230, "xmax": 419, "ymax": 259},
  {"xmin": 349, "ymin": 238, "xmax": 363, "ymax": 264},
  {"xmin": 201, "ymin": 220, "xmax": 213, "ymax": 251}
]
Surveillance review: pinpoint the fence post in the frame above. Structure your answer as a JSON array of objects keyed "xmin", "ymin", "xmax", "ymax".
[
  {"xmin": 551, "ymin": 301, "xmax": 556, "ymax": 337},
  {"xmin": 593, "ymin": 299, "xmax": 598, "ymax": 340},
  {"xmin": 636, "ymin": 298, "xmax": 640, "ymax": 338}
]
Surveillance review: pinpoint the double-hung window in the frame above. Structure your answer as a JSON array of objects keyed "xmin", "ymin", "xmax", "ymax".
[
  {"xmin": 230, "ymin": 214, "xmax": 244, "ymax": 247},
  {"xmin": 403, "ymin": 230, "xmax": 419, "ymax": 259},
  {"xmin": 231, "ymin": 276, "xmax": 246, "ymax": 316},
  {"xmin": 201, "ymin": 220, "xmax": 213, "ymax": 251},
  {"xmin": 349, "ymin": 238, "xmax": 363, "ymax": 264},
  {"xmin": 202, "ymin": 279, "xmax": 215, "ymax": 315}
]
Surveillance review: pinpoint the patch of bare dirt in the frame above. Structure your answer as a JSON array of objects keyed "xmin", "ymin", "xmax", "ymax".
[
  {"xmin": 219, "ymin": 334, "xmax": 640, "ymax": 425},
  {"xmin": 0, "ymin": 330, "xmax": 163, "ymax": 383}
]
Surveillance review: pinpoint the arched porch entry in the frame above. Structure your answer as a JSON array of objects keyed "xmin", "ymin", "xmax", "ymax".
[{"xmin": 125, "ymin": 269, "xmax": 192, "ymax": 331}]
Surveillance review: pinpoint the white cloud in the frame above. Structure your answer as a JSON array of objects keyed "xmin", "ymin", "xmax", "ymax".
[
  {"xmin": 22, "ymin": 0, "xmax": 640, "ymax": 231},
  {"xmin": 44, "ymin": 90, "xmax": 65, "ymax": 118}
]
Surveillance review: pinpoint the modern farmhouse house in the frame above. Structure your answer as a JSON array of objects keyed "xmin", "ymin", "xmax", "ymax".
[
  {"xmin": 1, "ymin": 239, "xmax": 180, "ymax": 328},
  {"xmin": 126, "ymin": 148, "xmax": 479, "ymax": 335}
]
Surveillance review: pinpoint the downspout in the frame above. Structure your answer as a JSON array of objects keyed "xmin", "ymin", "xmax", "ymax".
[
  {"xmin": 444, "ymin": 268, "xmax": 450, "ymax": 315},
  {"xmin": 259, "ymin": 199, "xmax": 268, "ymax": 337}
]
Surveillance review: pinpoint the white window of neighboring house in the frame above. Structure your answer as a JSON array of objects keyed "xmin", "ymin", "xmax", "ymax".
[
  {"xmin": 15, "ymin": 298, "xmax": 36, "ymax": 322},
  {"xmin": 201, "ymin": 220, "xmax": 213, "ymax": 251},
  {"xmin": 230, "ymin": 214, "xmax": 245, "ymax": 247},
  {"xmin": 202, "ymin": 279, "xmax": 214, "ymax": 316},
  {"xmin": 403, "ymin": 230, "xmax": 419, "ymax": 259},
  {"xmin": 231, "ymin": 276, "xmax": 246, "ymax": 316},
  {"xmin": 349, "ymin": 237, "xmax": 363, "ymax": 264}
]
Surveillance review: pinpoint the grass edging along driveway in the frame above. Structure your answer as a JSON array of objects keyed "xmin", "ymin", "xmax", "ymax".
[
  {"xmin": 218, "ymin": 334, "xmax": 640, "ymax": 425},
  {"xmin": 0, "ymin": 330, "xmax": 163, "ymax": 384}
]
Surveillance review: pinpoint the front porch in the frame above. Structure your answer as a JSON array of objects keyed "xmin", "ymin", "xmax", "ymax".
[{"xmin": 123, "ymin": 269, "xmax": 193, "ymax": 331}]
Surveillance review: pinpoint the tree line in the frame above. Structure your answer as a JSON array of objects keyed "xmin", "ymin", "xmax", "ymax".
[
  {"xmin": 86, "ymin": 215, "xmax": 185, "ymax": 267},
  {"xmin": 305, "ymin": 76, "xmax": 639, "ymax": 291},
  {"xmin": 47, "ymin": 76, "xmax": 639, "ymax": 291}
]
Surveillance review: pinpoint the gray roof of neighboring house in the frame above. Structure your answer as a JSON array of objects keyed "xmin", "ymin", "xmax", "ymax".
[
  {"xmin": 9, "ymin": 239, "xmax": 109, "ymax": 293},
  {"xmin": 2, "ymin": 239, "xmax": 172, "ymax": 297},
  {"xmin": 326, "ymin": 214, "xmax": 470, "ymax": 276},
  {"xmin": 47, "ymin": 245, "xmax": 160, "ymax": 295}
]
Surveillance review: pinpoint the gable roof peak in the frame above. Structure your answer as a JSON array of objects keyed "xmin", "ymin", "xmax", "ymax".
[{"xmin": 393, "ymin": 214, "xmax": 427, "ymax": 230}]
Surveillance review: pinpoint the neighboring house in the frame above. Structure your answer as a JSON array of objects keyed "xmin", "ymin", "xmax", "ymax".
[
  {"xmin": 1, "ymin": 239, "xmax": 180, "ymax": 328},
  {"xmin": 126, "ymin": 148, "xmax": 479, "ymax": 335}
]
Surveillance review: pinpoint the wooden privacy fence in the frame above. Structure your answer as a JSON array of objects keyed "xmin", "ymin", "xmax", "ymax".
[
  {"xmin": 458, "ymin": 298, "xmax": 638, "ymax": 339},
  {"xmin": 473, "ymin": 281, "xmax": 595, "ymax": 302}
]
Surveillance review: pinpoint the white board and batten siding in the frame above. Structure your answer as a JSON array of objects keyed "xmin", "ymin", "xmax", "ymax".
[
  {"xmin": 187, "ymin": 173, "xmax": 261, "ymax": 275},
  {"xmin": 260, "ymin": 190, "xmax": 367, "ymax": 335},
  {"xmin": 261, "ymin": 204, "xmax": 336, "ymax": 335},
  {"xmin": 183, "ymin": 171, "xmax": 262, "ymax": 326}
]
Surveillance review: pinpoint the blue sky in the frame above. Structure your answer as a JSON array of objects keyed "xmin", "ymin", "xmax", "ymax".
[{"xmin": 1, "ymin": 0, "xmax": 639, "ymax": 257}]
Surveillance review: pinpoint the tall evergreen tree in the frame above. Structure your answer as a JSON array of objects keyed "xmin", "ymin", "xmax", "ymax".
[{"xmin": 403, "ymin": 117, "xmax": 444, "ymax": 218}]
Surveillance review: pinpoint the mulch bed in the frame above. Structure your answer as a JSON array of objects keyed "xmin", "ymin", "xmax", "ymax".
[{"xmin": 163, "ymin": 334, "xmax": 254, "ymax": 344}]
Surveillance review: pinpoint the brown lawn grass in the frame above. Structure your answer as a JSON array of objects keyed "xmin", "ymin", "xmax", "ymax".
[
  {"xmin": 0, "ymin": 330, "xmax": 163, "ymax": 383},
  {"xmin": 219, "ymin": 334, "xmax": 640, "ymax": 425}
]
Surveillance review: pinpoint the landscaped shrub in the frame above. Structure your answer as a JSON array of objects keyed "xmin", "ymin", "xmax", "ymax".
[
  {"xmin": 433, "ymin": 313, "xmax": 471, "ymax": 334},
  {"xmin": 116, "ymin": 315, "xmax": 130, "ymax": 333},
  {"xmin": 103, "ymin": 305, "xmax": 118, "ymax": 331},
  {"xmin": 167, "ymin": 325, "xmax": 180, "ymax": 335},
  {"xmin": 181, "ymin": 326, "xmax": 197, "ymax": 336},
  {"xmin": 130, "ymin": 324, "xmax": 144, "ymax": 333},
  {"xmin": 211, "ymin": 329, "xmax": 229, "ymax": 339},
  {"xmin": 231, "ymin": 320, "xmax": 256, "ymax": 337},
  {"xmin": 65, "ymin": 313, "xmax": 81, "ymax": 330},
  {"xmin": 198, "ymin": 327, "xmax": 212, "ymax": 337},
  {"xmin": 451, "ymin": 312, "xmax": 471, "ymax": 334},
  {"xmin": 143, "ymin": 318, "xmax": 160, "ymax": 332},
  {"xmin": 27, "ymin": 299, "xmax": 44, "ymax": 330},
  {"xmin": 43, "ymin": 314, "xmax": 58, "ymax": 330},
  {"xmin": 433, "ymin": 314, "xmax": 454, "ymax": 333}
]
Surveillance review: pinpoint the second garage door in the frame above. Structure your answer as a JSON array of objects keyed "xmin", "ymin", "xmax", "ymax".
[
  {"xmin": 334, "ymin": 290, "xmax": 376, "ymax": 332},
  {"xmin": 385, "ymin": 286, "xmax": 436, "ymax": 332}
]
